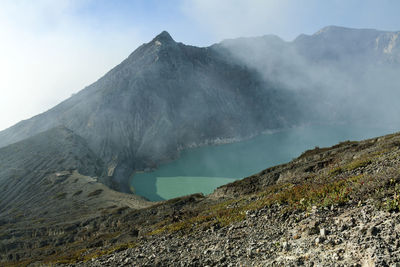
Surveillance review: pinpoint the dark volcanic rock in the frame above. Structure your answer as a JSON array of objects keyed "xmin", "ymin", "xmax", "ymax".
[{"xmin": 0, "ymin": 31, "xmax": 302, "ymax": 191}]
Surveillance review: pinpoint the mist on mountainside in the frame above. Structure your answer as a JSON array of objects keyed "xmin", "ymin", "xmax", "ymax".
[
  {"xmin": 0, "ymin": 31, "xmax": 304, "ymax": 192},
  {"xmin": 0, "ymin": 26, "xmax": 399, "ymax": 193},
  {"xmin": 218, "ymin": 26, "xmax": 400, "ymax": 130}
]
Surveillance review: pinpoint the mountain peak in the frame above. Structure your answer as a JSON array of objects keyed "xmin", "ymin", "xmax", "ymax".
[{"xmin": 152, "ymin": 30, "xmax": 175, "ymax": 44}]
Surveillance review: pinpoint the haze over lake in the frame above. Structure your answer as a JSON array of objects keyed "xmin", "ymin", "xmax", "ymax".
[{"xmin": 130, "ymin": 124, "xmax": 397, "ymax": 201}]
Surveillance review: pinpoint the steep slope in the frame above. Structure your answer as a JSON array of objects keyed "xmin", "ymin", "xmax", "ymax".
[
  {"xmin": 0, "ymin": 127, "xmax": 150, "ymax": 263},
  {"xmin": 0, "ymin": 126, "xmax": 148, "ymax": 220},
  {"xmin": 0, "ymin": 31, "xmax": 301, "ymax": 191}
]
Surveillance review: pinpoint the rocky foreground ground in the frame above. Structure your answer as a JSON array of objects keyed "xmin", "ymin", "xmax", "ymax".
[
  {"xmin": 71, "ymin": 202, "xmax": 400, "ymax": 266},
  {"xmin": 3, "ymin": 130, "xmax": 400, "ymax": 266},
  {"xmin": 63, "ymin": 132, "xmax": 400, "ymax": 266}
]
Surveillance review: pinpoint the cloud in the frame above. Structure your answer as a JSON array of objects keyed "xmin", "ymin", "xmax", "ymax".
[
  {"xmin": 0, "ymin": 0, "xmax": 143, "ymax": 131},
  {"xmin": 182, "ymin": 0, "xmax": 400, "ymax": 42},
  {"xmin": 2, "ymin": 0, "xmax": 399, "ymax": 132},
  {"xmin": 216, "ymin": 28, "xmax": 400, "ymax": 129},
  {"xmin": 182, "ymin": 0, "xmax": 400, "ymax": 131},
  {"xmin": 182, "ymin": 0, "xmax": 295, "ymax": 41}
]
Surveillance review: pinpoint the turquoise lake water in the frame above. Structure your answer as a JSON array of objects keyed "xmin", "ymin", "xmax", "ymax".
[{"xmin": 130, "ymin": 124, "xmax": 398, "ymax": 201}]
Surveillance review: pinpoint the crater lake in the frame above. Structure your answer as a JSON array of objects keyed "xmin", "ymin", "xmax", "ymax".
[{"xmin": 130, "ymin": 124, "xmax": 397, "ymax": 201}]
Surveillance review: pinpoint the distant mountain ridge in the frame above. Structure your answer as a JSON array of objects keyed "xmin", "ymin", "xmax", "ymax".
[
  {"xmin": 294, "ymin": 25, "xmax": 400, "ymax": 64},
  {"xmin": 0, "ymin": 26, "xmax": 399, "ymax": 191}
]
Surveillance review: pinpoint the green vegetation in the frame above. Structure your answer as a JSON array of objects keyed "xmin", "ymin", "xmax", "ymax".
[
  {"xmin": 148, "ymin": 149, "xmax": 400, "ymax": 237},
  {"xmin": 299, "ymin": 141, "xmax": 357, "ymax": 159},
  {"xmin": 384, "ymin": 179, "xmax": 400, "ymax": 212},
  {"xmin": 47, "ymin": 242, "xmax": 137, "ymax": 264},
  {"xmin": 148, "ymin": 199, "xmax": 246, "ymax": 236},
  {"xmin": 328, "ymin": 158, "xmax": 372, "ymax": 176},
  {"xmin": 2, "ymin": 232, "xmax": 136, "ymax": 265},
  {"xmin": 345, "ymin": 159, "xmax": 372, "ymax": 171}
]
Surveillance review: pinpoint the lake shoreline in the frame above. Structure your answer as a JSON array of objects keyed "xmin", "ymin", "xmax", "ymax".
[{"xmin": 130, "ymin": 124, "xmax": 398, "ymax": 201}]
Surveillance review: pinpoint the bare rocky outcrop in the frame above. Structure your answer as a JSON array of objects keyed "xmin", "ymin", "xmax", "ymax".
[{"xmin": 71, "ymin": 203, "xmax": 400, "ymax": 267}]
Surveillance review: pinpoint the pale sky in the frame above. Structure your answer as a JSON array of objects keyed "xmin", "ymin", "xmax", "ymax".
[{"xmin": 1, "ymin": 0, "xmax": 400, "ymax": 131}]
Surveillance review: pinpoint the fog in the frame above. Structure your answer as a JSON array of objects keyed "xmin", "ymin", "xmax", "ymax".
[
  {"xmin": 2, "ymin": 0, "xmax": 400, "ymax": 134},
  {"xmin": 218, "ymin": 29, "xmax": 400, "ymax": 131},
  {"xmin": 0, "ymin": 1, "xmax": 146, "ymax": 131},
  {"xmin": 184, "ymin": 0, "xmax": 400, "ymax": 133}
]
